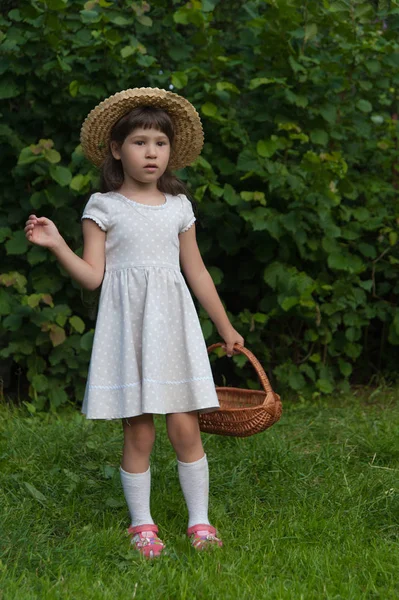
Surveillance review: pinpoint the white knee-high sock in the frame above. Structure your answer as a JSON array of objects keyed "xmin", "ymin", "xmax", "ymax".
[
  {"xmin": 119, "ymin": 465, "xmax": 154, "ymax": 527},
  {"xmin": 177, "ymin": 453, "xmax": 210, "ymax": 528}
]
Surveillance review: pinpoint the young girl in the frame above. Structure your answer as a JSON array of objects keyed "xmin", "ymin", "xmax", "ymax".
[{"xmin": 24, "ymin": 87, "xmax": 244, "ymax": 559}]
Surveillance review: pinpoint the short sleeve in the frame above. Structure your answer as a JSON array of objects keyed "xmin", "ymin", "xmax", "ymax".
[
  {"xmin": 81, "ymin": 193, "xmax": 109, "ymax": 232},
  {"xmin": 179, "ymin": 194, "xmax": 196, "ymax": 234}
]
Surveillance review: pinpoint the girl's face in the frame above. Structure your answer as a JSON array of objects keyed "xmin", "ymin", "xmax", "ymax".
[{"xmin": 110, "ymin": 126, "xmax": 171, "ymax": 183}]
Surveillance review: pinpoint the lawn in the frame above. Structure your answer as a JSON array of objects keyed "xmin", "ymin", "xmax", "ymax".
[{"xmin": 0, "ymin": 387, "xmax": 398, "ymax": 599}]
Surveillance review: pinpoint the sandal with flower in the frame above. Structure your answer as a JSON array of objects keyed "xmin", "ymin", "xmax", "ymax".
[
  {"xmin": 187, "ymin": 524, "xmax": 223, "ymax": 550},
  {"xmin": 127, "ymin": 524, "xmax": 165, "ymax": 559}
]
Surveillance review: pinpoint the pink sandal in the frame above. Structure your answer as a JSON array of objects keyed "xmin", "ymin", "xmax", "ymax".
[
  {"xmin": 187, "ymin": 524, "xmax": 223, "ymax": 550},
  {"xmin": 127, "ymin": 524, "xmax": 165, "ymax": 559}
]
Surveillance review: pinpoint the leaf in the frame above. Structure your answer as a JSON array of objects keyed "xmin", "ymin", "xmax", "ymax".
[
  {"xmin": 102, "ymin": 465, "xmax": 116, "ymax": 479},
  {"xmin": 32, "ymin": 374, "xmax": 49, "ymax": 392},
  {"xmin": 365, "ymin": 60, "xmax": 381, "ymax": 74},
  {"xmin": 288, "ymin": 368, "xmax": 306, "ymax": 391},
  {"xmin": 316, "ymin": 378, "xmax": 334, "ymax": 394},
  {"xmin": 80, "ymin": 331, "xmax": 94, "ymax": 351},
  {"xmin": 329, "ymin": 1, "xmax": 349, "ymax": 12},
  {"xmin": 23, "ymin": 401, "xmax": 37, "ymax": 414},
  {"xmin": 241, "ymin": 192, "xmax": 253, "ymax": 202},
  {"xmin": 202, "ymin": 0, "xmax": 216, "ymax": 11},
  {"xmin": 0, "ymin": 271, "xmax": 27, "ymax": 292},
  {"xmin": 208, "ymin": 266, "xmax": 223, "ymax": 285},
  {"xmin": 280, "ymin": 296, "xmax": 299, "ymax": 311},
  {"xmin": 201, "ymin": 319, "xmax": 213, "ymax": 339},
  {"xmin": 309, "ymin": 354, "xmax": 321, "ymax": 363},
  {"xmin": 233, "ymin": 354, "xmax": 248, "ymax": 368},
  {"xmin": 320, "ymin": 104, "xmax": 337, "ymax": 124},
  {"xmin": 63, "ymin": 469, "xmax": 80, "ymax": 482},
  {"xmin": 173, "ymin": 8, "xmax": 190, "ymax": 24},
  {"xmin": 0, "ymin": 227, "xmax": 12, "ymax": 243},
  {"xmin": 49, "ymin": 165, "xmax": 72, "ymax": 187},
  {"xmin": 254, "ymin": 313, "xmax": 268, "ymax": 324},
  {"xmin": 27, "ymin": 245, "xmax": 49, "ymax": 266},
  {"xmin": 223, "ymin": 184, "xmax": 239, "ymax": 206},
  {"xmin": 120, "ymin": 46, "xmax": 136, "ymax": 58},
  {"xmin": 344, "ymin": 343, "xmax": 362, "ymax": 359},
  {"xmin": 57, "ymin": 55, "xmax": 72, "ymax": 73},
  {"xmin": 49, "ymin": 325, "xmax": 66, "ymax": 346},
  {"xmin": 328, "ymin": 252, "xmax": 364, "ymax": 274},
  {"xmin": 109, "ymin": 15, "xmax": 132, "ymax": 25},
  {"xmin": 358, "ymin": 280, "xmax": 373, "ymax": 291},
  {"xmin": 47, "ymin": 0, "xmax": 68, "ymax": 9},
  {"xmin": 357, "ymin": 243, "xmax": 376, "ymax": 259},
  {"xmin": 2, "ymin": 314, "xmax": 22, "ymax": 331},
  {"xmin": 289, "ymin": 56, "xmax": 307, "ymax": 73},
  {"xmin": 43, "ymin": 148, "xmax": 61, "ymax": 164},
  {"xmin": 351, "ymin": 207, "xmax": 369, "ymax": 222},
  {"xmin": 249, "ymin": 77, "xmax": 286, "ymax": 90},
  {"xmin": 70, "ymin": 174, "xmax": 91, "ymax": 191},
  {"xmin": 304, "ymin": 23, "xmax": 318, "ymax": 41},
  {"xmin": 171, "ymin": 72, "xmax": 188, "ymax": 89},
  {"xmin": 27, "ymin": 293, "xmax": 43, "ymax": 308},
  {"xmin": 257, "ymin": 139, "xmax": 278, "ymax": 158},
  {"xmin": 285, "ymin": 89, "xmax": 308, "ymax": 107},
  {"xmin": 338, "ymin": 358, "xmax": 352, "ymax": 376},
  {"xmin": 29, "ymin": 191, "xmax": 47, "ymax": 209},
  {"xmin": 69, "ymin": 80, "xmax": 79, "ymax": 97},
  {"xmin": 356, "ymin": 99, "xmax": 372, "ymax": 113},
  {"xmin": 0, "ymin": 80, "xmax": 20, "ymax": 99},
  {"xmin": 371, "ymin": 115, "xmax": 384, "ymax": 125},
  {"xmin": 24, "ymin": 482, "xmax": 47, "ymax": 504},
  {"xmin": 5, "ymin": 231, "xmax": 29, "ymax": 255},
  {"xmin": 209, "ymin": 184, "xmax": 223, "ymax": 197},
  {"xmin": 310, "ymin": 130, "xmax": 329, "ymax": 145},
  {"xmin": 136, "ymin": 55, "xmax": 156, "ymax": 67},
  {"xmin": 17, "ymin": 147, "xmax": 40, "ymax": 166},
  {"xmin": 201, "ymin": 102, "xmax": 218, "ymax": 117},
  {"xmin": 237, "ymin": 148, "xmax": 259, "ymax": 172},
  {"xmin": 8, "ymin": 9, "xmax": 22, "ymax": 21},
  {"xmin": 216, "ymin": 81, "xmax": 240, "ymax": 94},
  {"xmin": 80, "ymin": 9, "xmax": 102, "ymax": 23},
  {"xmin": 49, "ymin": 386, "xmax": 68, "ymax": 408},
  {"xmin": 194, "ymin": 185, "xmax": 208, "ymax": 201},
  {"xmin": 69, "ymin": 316, "xmax": 85, "ymax": 333},
  {"xmin": 136, "ymin": 15, "xmax": 152, "ymax": 26}
]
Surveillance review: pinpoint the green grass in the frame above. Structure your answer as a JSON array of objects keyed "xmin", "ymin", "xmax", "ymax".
[{"xmin": 0, "ymin": 387, "xmax": 398, "ymax": 600}]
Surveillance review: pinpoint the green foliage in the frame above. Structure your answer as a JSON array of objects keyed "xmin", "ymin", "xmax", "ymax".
[{"xmin": 1, "ymin": 0, "xmax": 399, "ymax": 410}]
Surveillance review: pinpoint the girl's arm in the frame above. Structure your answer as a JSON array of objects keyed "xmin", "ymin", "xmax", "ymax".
[
  {"xmin": 179, "ymin": 225, "xmax": 244, "ymax": 356},
  {"xmin": 24, "ymin": 214, "xmax": 105, "ymax": 291}
]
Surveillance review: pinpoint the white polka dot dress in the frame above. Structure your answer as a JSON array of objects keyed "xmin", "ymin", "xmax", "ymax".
[{"xmin": 80, "ymin": 191, "xmax": 220, "ymax": 420}]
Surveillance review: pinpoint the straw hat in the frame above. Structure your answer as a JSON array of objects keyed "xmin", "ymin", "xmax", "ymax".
[{"xmin": 80, "ymin": 87, "xmax": 204, "ymax": 170}]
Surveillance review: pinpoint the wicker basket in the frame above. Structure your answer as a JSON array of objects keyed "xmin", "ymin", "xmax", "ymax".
[{"xmin": 198, "ymin": 343, "xmax": 282, "ymax": 437}]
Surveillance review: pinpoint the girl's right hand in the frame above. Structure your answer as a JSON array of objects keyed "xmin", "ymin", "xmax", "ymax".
[{"xmin": 24, "ymin": 214, "xmax": 62, "ymax": 250}]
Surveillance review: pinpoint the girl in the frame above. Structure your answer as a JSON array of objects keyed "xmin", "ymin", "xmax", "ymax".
[{"xmin": 24, "ymin": 87, "xmax": 244, "ymax": 559}]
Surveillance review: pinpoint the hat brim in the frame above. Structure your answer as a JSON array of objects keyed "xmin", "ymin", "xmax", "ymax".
[{"xmin": 80, "ymin": 87, "xmax": 204, "ymax": 170}]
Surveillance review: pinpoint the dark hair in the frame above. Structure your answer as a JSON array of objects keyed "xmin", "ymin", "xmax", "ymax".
[{"xmin": 100, "ymin": 106, "xmax": 190, "ymax": 197}]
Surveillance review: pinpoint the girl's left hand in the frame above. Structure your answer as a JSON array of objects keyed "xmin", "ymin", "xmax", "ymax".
[{"xmin": 219, "ymin": 327, "xmax": 245, "ymax": 357}]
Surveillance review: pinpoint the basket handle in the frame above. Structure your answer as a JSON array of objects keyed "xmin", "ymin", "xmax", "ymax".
[{"xmin": 207, "ymin": 343, "xmax": 274, "ymax": 395}]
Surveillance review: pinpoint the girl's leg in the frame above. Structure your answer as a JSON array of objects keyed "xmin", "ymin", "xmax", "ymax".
[
  {"xmin": 166, "ymin": 412, "xmax": 210, "ymax": 528},
  {"xmin": 120, "ymin": 414, "xmax": 155, "ymax": 527},
  {"xmin": 166, "ymin": 412, "xmax": 222, "ymax": 548},
  {"xmin": 121, "ymin": 413, "xmax": 155, "ymax": 472}
]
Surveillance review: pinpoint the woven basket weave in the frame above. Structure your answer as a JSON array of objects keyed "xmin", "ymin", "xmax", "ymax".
[{"xmin": 198, "ymin": 343, "xmax": 282, "ymax": 437}]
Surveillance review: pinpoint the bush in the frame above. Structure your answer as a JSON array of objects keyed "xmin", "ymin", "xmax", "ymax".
[{"xmin": 1, "ymin": 0, "xmax": 398, "ymax": 410}]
